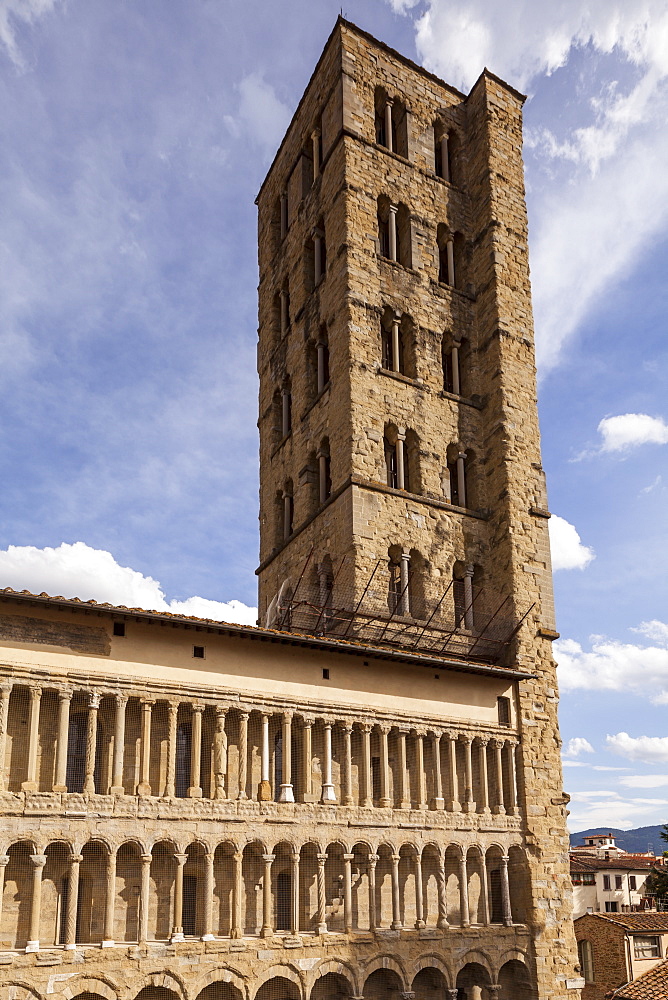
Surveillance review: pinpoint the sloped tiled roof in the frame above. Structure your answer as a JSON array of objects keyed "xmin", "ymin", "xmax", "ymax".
[
  {"xmin": 587, "ymin": 912, "xmax": 668, "ymax": 932},
  {"xmin": 613, "ymin": 958, "xmax": 668, "ymax": 999},
  {"xmin": 570, "ymin": 856, "xmax": 658, "ymax": 873}
]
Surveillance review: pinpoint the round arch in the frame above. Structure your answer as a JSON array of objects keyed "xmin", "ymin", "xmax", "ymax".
[
  {"xmin": 310, "ymin": 960, "xmax": 358, "ymax": 996},
  {"xmin": 251, "ymin": 967, "xmax": 304, "ymax": 1000},
  {"xmin": 498, "ymin": 960, "xmax": 534, "ymax": 1000},
  {"xmin": 362, "ymin": 968, "xmax": 404, "ymax": 1000},
  {"xmin": 457, "ymin": 952, "xmax": 494, "ymax": 979},
  {"xmin": 362, "ymin": 955, "xmax": 407, "ymax": 985},
  {"xmin": 254, "ymin": 976, "xmax": 302, "ymax": 1000},
  {"xmin": 412, "ymin": 954, "xmax": 452, "ymax": 988},
  {"xmin": 194, "ymin": 969, "xmax": 247, "ymax": 1000},
  {"xmin": 195, "ymin": 985, "xmax": 244, "ymax": 1000},
  {"xmin": 310, "ymin": 974, "xmax": 352, "ymax": 1000},
  {"xmin": 61, "ymin": 979, "xmax": 119, "ymax": 1000},
  {"xmin": 133, "ymin": 972, "xmax": 187, "ymax": 1000},
  {"xmin": 0, "ymin": 985, "xmax": 43, "ymax": 1000}
]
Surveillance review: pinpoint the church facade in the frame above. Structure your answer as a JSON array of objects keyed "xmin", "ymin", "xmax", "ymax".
[{"xmin": 0, "ymin": 18, "xmax": 580, "ymax": 1000}]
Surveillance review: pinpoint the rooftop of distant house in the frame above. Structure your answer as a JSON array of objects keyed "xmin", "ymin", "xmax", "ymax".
[
  {"xmin": 577, "ymin": 912, "xmax": 668, "ymax": 932},
  {"xmin": 613, "ymin": 957, "xmax": 668, "ymax": 999}
]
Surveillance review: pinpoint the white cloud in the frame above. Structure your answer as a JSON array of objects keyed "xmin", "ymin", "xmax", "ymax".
[
  {"xmin": 634, "ymin": 620, "xmax": 668, "ymax": 647},
  {"xmin": 555, "ymin": 625, "xmax": 668, "ymax": 701},
  {"xmin": 390, "ymin": 1, "xmax": 668, "ymax": 371},
  {"xmin": 566, "ymin": 787, "xmax": 668, "ymax": 831},
  {"xmin": 0, "ymin": 0, "xmax": 60, "ymax": 68},
  {"xmin": 564, "ymin": 736, "xmax": 595, "ymax": 757},
  {"xmin": 620, "ymin": 774, "xmax": 668, "ymax": 789},
  {"xmin": 225, "ymin": 74, "xmax": 292, "ymax": 153},
  {"xmin": 608, "ymin": 732, "xmax": 668, "ymax": 765},
  {"xmin": 0, "ymin": 542, "xmax": 257, "ymax": 626},
  {"xmin": 548, "ymin": 515, "xmax": 595, "ymax": 571},
  {"xmin": 598, "ymin": 413, "xmax": 668, "ymax": 452}
]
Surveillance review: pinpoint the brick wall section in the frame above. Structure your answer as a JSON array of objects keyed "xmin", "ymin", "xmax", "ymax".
[{"xmin": 576, "ymin": 913, "xmax": 631, "ymax": 1000}]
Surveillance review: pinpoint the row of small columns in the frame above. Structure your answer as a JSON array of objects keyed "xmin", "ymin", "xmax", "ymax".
[
  {"xmin": 0, "ymin": 686, "xmax": 518, "ymax": 812},
  {"xmin": 0, "ymin": 845, "xmax": 514, "ymax": 951}
]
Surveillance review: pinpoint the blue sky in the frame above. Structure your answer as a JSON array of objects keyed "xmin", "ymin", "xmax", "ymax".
[{"xmin": 0, "ymin": 0, "xmax": 667, "ymax": 832}]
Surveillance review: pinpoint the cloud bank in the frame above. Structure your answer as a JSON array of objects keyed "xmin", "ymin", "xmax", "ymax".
[
  {"xmin": 556, "ymin": 620, "xmax": 668, "ymax": 702},
  {"xmin": 548, "ymin": 515, "xmax": 595, "ymax": 571},
  {"xmin": 0, "ymin": 542, "xmax": 257, "ymax": 625},
  {"xmin": 598, "ymin": 413, "xmax": 668, "ymax": 453}
]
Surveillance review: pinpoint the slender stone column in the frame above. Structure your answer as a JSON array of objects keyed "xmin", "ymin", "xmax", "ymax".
[
  {"xmin": 342, "ymin": 724, "xmax": 354, "ymax": 805},
  {"xmin": 461, "ymin": 735, "xmax": 475, "ymax": 812},
  {"xmin": 311, "ymin": 128, "xmax": 321, "ymax": 180},
  {"xmin": 201, "ymin": 851, "xmax": 215, "ymax": 940},
  {"xmin": 396, "ymin": 429, "xmax": 406, "ymax": 490},
  {"xmin": 279, "ymin": 289, "xmax": 289, "ymax": 335},
  {"xmin": 237, "ymin": 712, "xmax": 248, "ymax": 799},
  {"xmin": 231, "ymin": 851, "xmax": 243, "ymax": 938},
  {"xmin": 213, "ymin": 706, "xmax": 227, "ymax": 800},
  {"xmin": 378, "ymin": 725, "xmax": 391, "ymax": 807},
  {"xmin": 456, "ymin": 454, "xmax": 467, "ymax": 512},
  {"xmin": 110, "ymin": 693, "xmax": 128, "ymax": 795},
  {"xmin": 458, "ymin": 856, "xmax": 470, "ymax": 927},
  {"xmin": 63, "ymin": 853, "xmax": 82, "ymax": 949},
  {"xmin": 261, "ymin": 853, "xmax": 274, "ymax": 937},
  {"xmin": 0, "ymin": 685, "xmax": 10, "ymax": 792},
  {"xmin": 165, "ymin": 702, "xmax": 178, "ymax": 797},
  {"xmin": 500, "ymin": 856, "xmax": 512, "ymax": 926},
  {"xmin": 313, "ymin": 229, "xmax": 324, "ymax": 285},
  {"xmin": 22, "ymin": 687, "xmax": 42, "ymax": 792},
  {"xmin": 279, "ymin": 712, "xmax": 295, "ymax": 802},
  {"xmin": 53, "ymin": 688, "xmax": 72, "ymax": 792},
  {"xmin": 432, "ymin": 732, "xmax": 444, "ymax": 809},
  {"xmin": 492, "ymin": 740, "xmax": 506, "ymax": 814},
  {"xmin": 446, "ymin": 731, "xmax": 461, "ymax": 811},
  {"xmin": 137, "ymin": 698, "xmax": 154, "ymax": 797},
  {"xmin": 361, "ymin": 723, "xmax": 372, "ymax": 807},
  {"xmin": 397, "ymin": 729, "xmax": 409, "ymax": 808},
  {"xmin": 414, "ymin": 851, "xmax": 425, "ymax": 929},
  {"xmin": 399, "ymin": 550, "xmax": 410, "ymax": 616},
  {"xmin": 282, "ymin": 490, "xmax": 292, "ymax": 539},
  {"xmin": 368, "ymin": 853, "xmax": 378, "ymax": 930},
  {"xmin": 102, "ymin": 849, "xmax": 116, "ymax": 946},
  {"xmin": 478, "ymin": 738, "xmax": 490, "ymax": 813},
  {"xmin": 440, "ymin": 132, "xmax": 450, "ymax": 182},
  {"xmin": 139, "ymin": 853, "xmax": 152, "ymax": 943},
  {"xmin": 0, "ymin": 856, "xmax": 9, "ymax": 935},
  {"xmin": 316, "ymin": 853, "xmax": 327, "ymax": 934},
  {"xmin": 451, "ymin": 340, "xmax": 461, "ymax": 395},
  {"xmin": 390, "ymin": 854, "xmax": 402, "ymax": 929},
  {"xmin": 290, "ymin": 851, "xmax": 300, "ymax": 935},
  {"xmin": 436, "ymin": 859, "xmax": 448, "ymax": 928},
  {"xmin": 188, "ymin": 704, "xmax": 203, "ymax": 797},
  {"xmin": 318, "ymin": 450, "xmax": 329, "ymax": 504},
  {"xmin": 416, "ymin": 731, "xmax": 427, "ymax": 809},
  {"xmin": 464, "ymin": 564, "xmax": 474, "ymax": 627},
  {"xmin": 507, "ymin": 740, "xmax": 519, "ymax": 815},
  {"xmin": 384, "ymin": 99, "xmax": 393, "ymax": 152},
  {"xmin": 259, "ymin": 713, "xmax": 271, "ymax": 800},
  {"xmin": 316, "ymin": 341, "xmax": 328, "ymax": 393},
  {"xmin": 26, "ymin": 853, "xmax": 47, "ymax": 952},
  {"xmin": 280, "ymin": 191, "xmax": 288, "ymax": 240},
  {"xmin": 83, "ymin": 692, "xmax": 101, "ymax": 795},
  {"xmin": 321, "ymin": 722, "xmax": 336, "ymax": 803},
  {"xmin": 302, "ymin": 717, "xmax": 313, "ymax": 800},
  {"xmin": 343, "ymin": 853, "xmax": 354, "ymax": 933},
  {"xmin": 480, "ymin": 854, "xmax": 490, "ymax": 925},
  {"xmin": 388, "ymin": 204, "xmax": 398, "ymax": 261},
  {"xmin": 391, "ymin": 312, "xmax": 401, "ymax": 372},
  {"xmin": 171, "ymin": 853, "xmax": 188, "ymax": 942},
  {"xmin": 446, "ymin": 237, "xmax": 455, "ymax": 285}
]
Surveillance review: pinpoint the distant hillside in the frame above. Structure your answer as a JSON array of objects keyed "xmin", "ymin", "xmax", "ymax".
[{"xmin": 570, "ymin": 826, "xmax": 667, "ymax": 856}]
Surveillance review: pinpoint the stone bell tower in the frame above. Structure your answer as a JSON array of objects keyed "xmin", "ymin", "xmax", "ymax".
[{"xmin": 255, "ymin": 17, "xmax": 580, "ymax": 999}]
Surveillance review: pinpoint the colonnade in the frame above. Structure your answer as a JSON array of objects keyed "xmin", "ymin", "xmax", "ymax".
[
  {"xmin": 0, "ymin": 838, "xmax": 528, "ymax": 951},
  {"xmin": 0, "ymin": 682, "xmax": 520, "ymax": 811}
]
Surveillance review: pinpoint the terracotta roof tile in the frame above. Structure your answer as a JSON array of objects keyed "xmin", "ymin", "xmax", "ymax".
[
  {"xmin": 570, "ymin": 857, "xmax": 658, "ymax": 872},
  {"xmin": 586, "ymin": 913, "xmax": 668, "ymax": 931},
  {"xmin": 613, "ymin": 958, "xmax": 668, "ymax": 999}
]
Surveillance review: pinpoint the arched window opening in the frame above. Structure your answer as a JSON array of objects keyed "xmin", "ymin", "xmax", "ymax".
[
  {"xmin": 316, "ymin": 326, "xmax": 329, "ymax": 393},
  {"xmin": 443, "ymin": 334, "xmax": 469, "ymax": 396},
  {"xmin": 281, "ymin": 381, "xmax": 292, "ymax": 438},
  {"xmin": 453, "ymin": 561, "xmax": 483, "ymax": 629},
  {"xmin": 374, "ymin": 87, "xmax": 408, "ymax": 157},
  {"xmin": 282, "ymin": 480, "xmax": 294, "ymax": 540},
  {"xmin": 434, "ymin": 126, "xmax": 457, "ymax": 182},
  {"xmin": 377, "ymin": 197, "xmax": 411, "ymax": 267},
  {"xmin": 405, "ymin": 429, "xmax": 421, "ymax": 495},
  {"xmin": 437, "ymin": 224, "xmax": 455, "ymax": 285},
  {"xmin": 301, "ymin": 141, "xmax": 314, "ymax": 197},
  {"xmin": 380, "ymin": 308, "xmax": 416, "ymax": 377},
  {"xmin": 446, "ymin": 444, "xmax": 474, "ymax": 508},
  {"xmin": 387, "ymin": 544, "xmax": 423, "ymax": 617},
  {"xmin": 408, "ymin": 548, "xmax": 427, "ymax": 619},
  {"xmin": 318, "ymin": 439, "xmax": 331, "ymax": 504}
]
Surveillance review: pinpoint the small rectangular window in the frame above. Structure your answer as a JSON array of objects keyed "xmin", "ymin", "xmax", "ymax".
[
  {"xmin": 193, "ymin": 645, "xmax": 205, "ymax": 659},
  {"xmin": 497, "ymin": 696, "xmax": 511, "ymax": 726},
  {"xmin": 605, "ymin": 901, "xmax": 618, "ymax": 912},
  {"xmin": 113, "ymin": 622, "xmax": 125, "ymax": 637},
  {"xmin": 322, "ymin": 668, "xmax": 330, "ymax": 680},
  {"xmin": 615, "ymin": 875, "xmax": 623, "ymax": 890},
  {"xmin": 629, "ymin": 876, "xmax": 637, "ymax": 891},
  {"xmin": 603, "ymin": 875, "xmax": 611, "ymax": 891},
  {"xmin": 634, "ymin": 935, "xmax": 661, "ymax": 959}
]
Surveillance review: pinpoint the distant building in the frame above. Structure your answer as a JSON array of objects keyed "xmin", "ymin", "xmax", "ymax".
[
  {"xmin": 575, "ymin": 911, "xmax": 668, "ymax": 1000},
  {"xmin": 571, "ymin": 856, "xmax": 659, "ymax": 918},
  {"xmin": 612, "ymin": 955, "xmax": 668, "ymax": 998}
]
